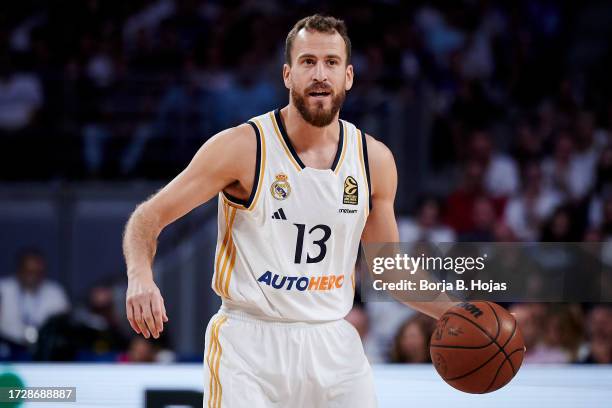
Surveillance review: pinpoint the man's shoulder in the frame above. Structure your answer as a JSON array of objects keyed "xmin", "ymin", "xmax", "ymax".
[
  {"xmin": 193, "ymin": 122, "xmax": 259, "ymax": 184},
  {"xmin": 216, "ymin": 122, "xmax": 258, "ymax": 142},
  {"xmin": 363, "ymin": 133, "xmax": 394, "ymax": 164},
  {"xmin": 360, "ymin": 132, "xmax": 397, "ymax": 198},
  {"xmin": 205, "ymin": 123, "xmax": 258, "ymax": 159}
]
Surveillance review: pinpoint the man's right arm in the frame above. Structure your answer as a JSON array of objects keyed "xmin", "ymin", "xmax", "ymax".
[{"xmin": 123, "ymin": 123, "xmax": 257, "ymax": 339}]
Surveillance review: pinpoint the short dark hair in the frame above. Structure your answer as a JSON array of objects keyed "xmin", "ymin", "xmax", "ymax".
[{"xmin": 285, "ymin": 14, "xmax": 351, "ymax": 65}]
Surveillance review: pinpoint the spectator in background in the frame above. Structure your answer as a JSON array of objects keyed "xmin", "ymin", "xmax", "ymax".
[
  {"xmin": 594, "ymin": 102, "xmax": 612, "ymax": 145},
  {"xmin": 468, "ymin": 129, "xmax": 519, "ymax": 198},
  {"xmin": 588, "ymin": 146, "xmax": 612, "ymax": 231},
  {"xmin": 540, "ymin": 205, "xmax": 582, "ymax": 242},
  {"xmin": 512, "ymin": 118, "xmax": 543, "ymax": 166},
  {"xmin": 459, "ymin": 196, "xmax": 498, "ymax": 241},
  {"xmin": 119, "ymin": 337, "xmax": 159, "ymax": 363},
  {"xmin": 34, "ymin": 282, "xmax": 129, "ymax": 362},
  {"xmin": 510, "ymin": 303, "xmax": 545, "ymax": 362},
  {"xmin": 526, "ymin": 304, "xmax": 585, "ymax": 363},
  {"xmin": 118, "ymin": 335, "xmax": 174, "ymax": 363},
  {"xmin": 599, "ymin": 196, "xmax": 612, "ymax": 240},
  {"xmin": 569, "ymin": 111, "xmax": 604, "ymax": 200},
  {"xmin": 390, "ymin": 314, "xmax": 436, "ymax": 363},
  {"xmin": 504, "ymin": 161, "xmax": 563, "ymax": 241},
  {"xmin": 534, "ymin": 102, "xmax": 557, "ymax": 146},
  {"xmin": 444, "ymin": 159, "xmax": 505, "ymax": 234},
  {"xmin": 583, "ymin": 305, "xmax": 612, "ymax": 364},
  {"xmin": 0, "ymin": 249, "xmax": 69, "ymax": 344},
  {"xmin": 72, "ymin": 283, "xmax": 129, "ymax": 355},
  {"xmin": 594, "ymin": 145, "xmax": 612, "ymax": 196},
  {"xmin": 492, "ymin": 221, "xmax": 517, "ymax": 242},
  {"xmin": 542, "ymin": 130, "xmax": 575, "ymax": 199},
  {"xmin": 0, "ymin": 55, "xmax": 43, "ymax": 133},
  {"xmin": 398, "ymin": 195, "xmax": 455, "ymax": 243}
]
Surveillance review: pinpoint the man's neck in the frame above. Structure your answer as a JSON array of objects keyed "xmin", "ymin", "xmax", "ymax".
[{"xmin": 280, "ymin": 104, "xmax": 340, "ymax": 152}]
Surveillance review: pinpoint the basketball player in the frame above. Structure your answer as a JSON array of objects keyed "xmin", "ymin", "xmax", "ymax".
[{"xmin": 123, "ymin": 15, "xmax": 456, "ymax": 408}]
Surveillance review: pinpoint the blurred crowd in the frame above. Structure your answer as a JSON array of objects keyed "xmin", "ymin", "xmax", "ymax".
[
  {"xmin": 0, "ymin": 249, "xmax": 175, "ymax": 363},
  {"xmin": 348, "ymin": 298, "xmax": 612, "ymax": 365},
  {"xmin": 0, "ymin": 0, "xmax": 608, "ymax": 184},
  {"xmin": 1, "ymin": 1, "xmax": 612, "ymax": 363},
  {"xmin": 1, "ymin": 249, "xmax": 611, "ymax": 364}
]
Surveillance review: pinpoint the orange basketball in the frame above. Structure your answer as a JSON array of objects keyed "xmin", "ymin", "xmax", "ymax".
[{"xmin": 430, "ymin": 301, "xmax": 525, "ymax": 394}]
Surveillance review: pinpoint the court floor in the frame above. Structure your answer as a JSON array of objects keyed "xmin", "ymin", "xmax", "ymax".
[
  {"xmin": 375, "ymin": 365, "xmax": 612, "ymax": 408},
  {"xmin": 4, "ymin": 363, "xmax": 611, "ymax": 407}
]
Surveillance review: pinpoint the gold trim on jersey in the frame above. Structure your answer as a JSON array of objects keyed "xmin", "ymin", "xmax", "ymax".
[
  {"xmin": 269, "ymin": 111, "xmax": 302, "ymax": 172},
  {"xmin": 206, "ymin": 315, "xmax": 228, "ymax": 408},
  {"xmin": 215, "ymin": 202, "xmax": 237, "ymax": 298},
  {"xmin": 334, "ymin": 120, "xmax": 349, "ymax": 174},
  {"xmin": 221, "ymin": 229, "xmax": 237, "ymax": 298},
  {"xmin": 221, "ymin": 118, "xmax": 267, "ymax": 211},
  {"xmin": 221, "ymin": 195, "xmax": 244, "ymax": 209},
  {"xmin": 356, "ymin": 129, "xmax": 370, "ymax": 217}
]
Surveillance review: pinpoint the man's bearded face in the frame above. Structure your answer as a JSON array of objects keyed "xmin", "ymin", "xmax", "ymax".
[{"xmin": 291, "ymin": 81, "xmax": 346, "ymax": 127}]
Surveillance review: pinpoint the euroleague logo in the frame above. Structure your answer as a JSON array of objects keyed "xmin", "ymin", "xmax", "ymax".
[
  {"xmin": 343, "ymin": 176, "xmax": 358, "ymax": 205},
  {"xmin": 271, "ymin": 173, "xmax": 291, "ymax": 200}
]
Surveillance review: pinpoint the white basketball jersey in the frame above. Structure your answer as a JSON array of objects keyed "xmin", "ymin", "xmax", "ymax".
[{"xmin": 212, "ymin": 109, "xmax": 371, "ymax": 322}]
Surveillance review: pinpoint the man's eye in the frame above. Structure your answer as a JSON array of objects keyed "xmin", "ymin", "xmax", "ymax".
[
  {"xmin": 328, "ymin": 60, "xmax": 338, "ymax": 66},
  {"xmin": 304, "ymin": 59, "xmax": 315, "ymax": 65}
]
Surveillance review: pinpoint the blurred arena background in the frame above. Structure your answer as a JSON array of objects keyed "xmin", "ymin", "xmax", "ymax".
[{"xmin": 0, "ymin": 0, "xmax": 611, "ymax": 406}]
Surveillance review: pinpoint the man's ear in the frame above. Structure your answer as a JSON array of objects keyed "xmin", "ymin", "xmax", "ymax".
[
  {"xmin": 345, "ymin": 64, "xmax": 354, "ymax": 91},
  {"xmin": 283, "ymin": 63, "xmax": 291, "ymax": 89}
]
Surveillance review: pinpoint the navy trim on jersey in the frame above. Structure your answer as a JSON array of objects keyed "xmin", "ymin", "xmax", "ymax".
[
  {"xmin": 273, "ymin": 108, "xmax": 344, "ymax": 171},
  {"xmin": 360, "ymin": 129, "xmax": 373, "ymax": 211},
  {"xmin": 274, "ymin": 108, "xmax": 305, "ymax": 169},
  {"xmin": 329, "ymin": 120, "xmax": 344, "ymax": 172},
  {"xmin": 222, "ymin": 121, "xmax": 262, "ymax": 208}
]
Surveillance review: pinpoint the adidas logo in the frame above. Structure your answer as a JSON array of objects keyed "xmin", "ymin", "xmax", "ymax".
[{"xmin": 271, "ymin": 208, "xmax": 287, "ymax": 220}]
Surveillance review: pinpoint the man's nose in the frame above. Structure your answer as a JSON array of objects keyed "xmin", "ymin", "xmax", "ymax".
[{"xmin": 312, "ymin": 61, "xmax": 327, "ymax": 82}]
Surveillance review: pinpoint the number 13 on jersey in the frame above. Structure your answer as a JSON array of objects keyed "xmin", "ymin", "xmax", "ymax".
[{"xmin": 293, "ymin": 223, "xmax": 331, "ymax": 264}]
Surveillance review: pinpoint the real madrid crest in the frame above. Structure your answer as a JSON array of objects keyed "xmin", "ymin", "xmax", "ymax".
[{"xmin": 271, "ymin": 173, "xmax": 291, "ymax": 200}]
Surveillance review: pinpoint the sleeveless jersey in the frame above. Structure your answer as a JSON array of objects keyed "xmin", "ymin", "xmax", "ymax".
[{"xmin": 212, "ymin": 108, "xmax": 371, "ymax": 322}]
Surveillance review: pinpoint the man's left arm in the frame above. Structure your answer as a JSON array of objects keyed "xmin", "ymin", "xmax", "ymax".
[{"xmin": 361, "ymin": 135, "xmax": 458, "ymax": 320}]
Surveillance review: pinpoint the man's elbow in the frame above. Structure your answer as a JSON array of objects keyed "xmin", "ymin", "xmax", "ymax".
[{"xmin": 128, "ymin": 201, "xmax": 163, "ymax": 237}]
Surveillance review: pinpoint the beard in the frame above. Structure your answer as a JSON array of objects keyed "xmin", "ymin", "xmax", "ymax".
[{"xmin": 291, "ymin": 84, "xmax": 346, "ymax": 127}]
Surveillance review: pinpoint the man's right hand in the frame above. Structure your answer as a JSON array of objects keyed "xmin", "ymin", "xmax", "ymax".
[{"xmin": 126, "ymin": 276, "xmax": 168, "ymax": 339}]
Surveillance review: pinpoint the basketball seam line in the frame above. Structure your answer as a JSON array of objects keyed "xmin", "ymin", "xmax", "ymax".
[
  {"xmin": 482, "ymin": 317, "xmax": 518, "ymax": 392},
  {"xmin": 483, "ymin": 347, "xmax": 524, "ymax": 393},
  {"xmin": 440, "ymin": 310, "xmax": 515, "ymax": 382},
  {"xmin": 443, "ymin": 312, "xmax": 504, "ymax": 351},
  {"xmin": 430, "ymin": 342, "xmax": 494, "ymax": 350},
  {"xmin": 435, "ymin": 310, "xmax": 504, "ymax": 381},
  {"xmin": 439, "ymin": 317, "xmax": 515, "ymax": 382},
  {"xmin": 431, "ymin": 314, "xmax": 496, "ymax": 349},
  {"xmin": 441, "ymin": 345, "xmax": 504, "ymax": 381},
  {"xmin": 487, "ymin": 302, "xmax": 517, "ymax": 375}
]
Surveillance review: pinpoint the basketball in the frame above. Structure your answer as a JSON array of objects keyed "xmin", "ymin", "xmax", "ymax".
[{"xmin": 430, "ymin": 301, "xmax": 525, "ymax": 394}]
